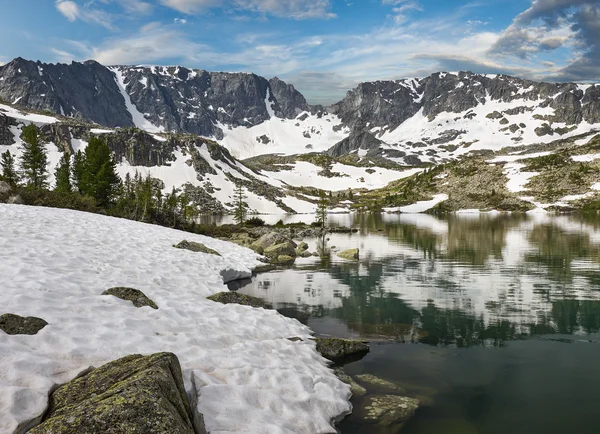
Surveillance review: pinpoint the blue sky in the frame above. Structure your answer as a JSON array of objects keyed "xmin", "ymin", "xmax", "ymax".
[{"xmin": 0, "ymin": 0, "xmax": 598, "ymax": 104}]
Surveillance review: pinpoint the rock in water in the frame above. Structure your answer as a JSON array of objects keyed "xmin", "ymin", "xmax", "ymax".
[
  {"xmin": 361, "ymin": 395, "xmax": 420, "ymax": 426},
  {"xmin": 338, "ymin": 248, "xmax": 359, "ymax": 261},
  {"xmin": 334, "ymin": 368, "xmax": 367, "ymax": 397},
  {"xmin": 102, "ymin": 287, "xmax": 158, "ymax": 309},
  {"xmin": 315, "ymin": 337, "xmax": 369, "ymax": 364},
  {"xmin": 0, "ymin": 313, "xmax": 48, "ymax": 335},
  {"xmin": 356, "ymin": 374, "xmax": 406, "ymax": 393},
  {"xmin": 207, "ymin": 292, "xmax": 269, "ymax": 308},
  {"xmin": 250, "ymin": 232, "xmax": 296, "ymax": 253},
  {"xmin": 29, "ymin": 353, "xmax": 196, "ymax": 434},
  {"xmin": 264, "ymin": 242, "xmax": 297, "ymax": 261},
  {"xmin": 174, "ymin": 240, "xmax": 221, "ymax": 256}
]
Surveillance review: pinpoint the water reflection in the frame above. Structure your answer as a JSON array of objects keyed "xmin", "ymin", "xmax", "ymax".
[{"xmin": 242, "ymin": 213, "xmax": 600, "ymax": 347}]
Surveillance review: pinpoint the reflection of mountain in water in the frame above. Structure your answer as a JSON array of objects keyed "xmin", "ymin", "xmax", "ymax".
[{"xmin": 243, "ymin": 213, "xmax": 600, "ymax": 347}]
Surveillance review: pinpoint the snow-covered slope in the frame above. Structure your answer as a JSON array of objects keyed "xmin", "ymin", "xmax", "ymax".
[{"xmin": 0, "ymin": 204, "xmax": 351, "ymax": 433}]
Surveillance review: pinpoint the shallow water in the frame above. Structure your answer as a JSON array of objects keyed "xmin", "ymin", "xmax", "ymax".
[{"xmin": 239, "ymin": 213, "xmax": 600, "ymax": 434}]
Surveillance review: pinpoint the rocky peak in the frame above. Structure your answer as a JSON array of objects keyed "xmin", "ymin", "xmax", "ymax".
[{"xmin": 268, "ymin": 77, "xmax": 309, "ymax": 118}]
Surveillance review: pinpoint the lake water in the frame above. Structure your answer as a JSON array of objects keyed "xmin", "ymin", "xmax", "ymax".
[{"xmin": 238, "ymin": 212, "xmax": 600, "ymax": 434}]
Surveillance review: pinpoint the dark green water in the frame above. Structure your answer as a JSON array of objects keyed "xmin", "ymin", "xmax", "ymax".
[{"xmin": 239, "ymin": 213, "xmax": 600, "ymax": 434}]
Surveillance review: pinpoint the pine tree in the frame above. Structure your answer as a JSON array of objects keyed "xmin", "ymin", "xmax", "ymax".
[
  {"xmin": 72, "ymin": 150, "xmax": 85, "ymax": 193},
  {"xmin": 54, "ymin": 153, "xmax": 72, "ymax": 193},
  {"xmin": 80, "ymin": 137, "xmax": 121, "ymax": 206},
  {"xmin": 233, "ymin": 184, "xmax": 247, "ymax": 225},
  {"xmin": 1, "ymin": 150, "xmax": 19, "ymax": 186},
  {"xmin": 316, "ymin": 192, "xmax": 329, "ymax": 228},
  {"xmin": 20, "ymin": 124, "xmax": 48, "ymax": 188}
]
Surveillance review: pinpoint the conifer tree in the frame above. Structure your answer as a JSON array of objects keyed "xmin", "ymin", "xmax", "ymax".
[
  {"xmin": 1, "ymin": 150, "xmax": 19, "ymax": 186},
  {"xmin": 72, "ymin": 150, "xmax": 85, "ymax": 193},
  {"xmin": 20, "ymin": 124, "xmax": 48, "ymax": 188},
  {"xmin": 54, "ymin": 153, "xmax": 72, "ymax": 193},
  {"xmin": 233, "ymin": 184, "xmax": 247, "ymax": 225},
  {"xmin": 316, "ymin": 192, "xmax": 329, "ymax": 229},
  {"xmin": 80, "ymin": 137, "xmax": 121, "ymax": 206}
]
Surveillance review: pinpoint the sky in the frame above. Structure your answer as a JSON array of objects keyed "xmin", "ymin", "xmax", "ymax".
[{"xmin": 0, "ymin": 0, "xmax": 599, "ymax": 104}]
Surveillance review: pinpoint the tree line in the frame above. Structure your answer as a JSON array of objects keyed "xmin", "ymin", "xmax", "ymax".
[{"xmin": 0, "ymin": 124, "xmax": 208, "ymax": 229}]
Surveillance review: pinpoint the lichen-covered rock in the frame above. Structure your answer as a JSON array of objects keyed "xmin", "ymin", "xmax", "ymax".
[
  {"xmin": 29, "ymin": 353, "xmax": 196, "ymax": 434},
  {"xmin": 0, "ymin": 313, "xmax": 48, "ymax": 335},
  {"xmin": 356, "ymin": 374, "xmax": 406, "ymax": 393},
  {"xmin": 7, "ymin": 194, "xmax": 24, "ymax": 205},
  {"xmin": 299, "ymin": 250, "xmax": 313, "ymax": 258},
  {"xmin": 360, "ymin": 395, "xmax": 419, "ymax": 426},
  {"xmin": 334, "ymin": 368, "xmax": 367, "ymax": 397},
  {"xmin": 297, "ymin": 242, "xmax": 309, "ymax": 251},
  {"xmin": 174, "ymin": 240, "xmax": 221, "ymax": 256},
  {"xmin": 102, "ymin": 287, "xmax": 158, "ymax": 309},
  {"xmin": 207, "ymin": 291, "xmax": 269, "ymax": 308},
  {"xmin": 276, "ymin": 254, "xmax": 295, "ymax": 264},
  {"xmin": 338, "ymin": 248, "xmax": 359, "ymax": 261},
  {"xmin": 315, "ymin": 337, "xmax": 369, "ymax": 364},
  {"xmin": 250, "ymin": 232, "xmax": 296, "ymax": 253},
  {"xmin": 264, "ymin": 242, "xmax": 297, "ymax": 261},
  {"xmin": 0, "ymin": 181, "xmax": 11, "ymax": 194}
]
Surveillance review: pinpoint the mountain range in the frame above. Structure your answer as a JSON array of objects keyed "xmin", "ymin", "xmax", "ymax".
[{"xmin": 1, "ymin": 57, "xmax": 600, "ymax": 214}]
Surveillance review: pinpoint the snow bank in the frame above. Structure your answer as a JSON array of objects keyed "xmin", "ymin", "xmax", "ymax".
[
  {"xmin": 385, "ymin": 194, "xmax": 448, "ymax": 213},
  {"xmin": 0, "ymin": 205, "xmax": 350, "ymax": 433}
]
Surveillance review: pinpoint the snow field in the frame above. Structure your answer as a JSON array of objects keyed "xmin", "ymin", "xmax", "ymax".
[{"xmin": 0, "ymin": 205, "xmax": 351, "ymax": 433}]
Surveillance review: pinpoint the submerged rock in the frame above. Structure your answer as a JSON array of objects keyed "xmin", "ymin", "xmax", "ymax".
[
  {"xmin": 207, "ymin": 291, "xmax": 269, "ymax": 308},
  {"xmin": 356, "ymin": 374, "xmax": 406, "ymax": 393},
  {"xmin": 174, "ymin": 240, "xmax": 221, "ymax": 256},
  {"xmin": 361, "ymin": 395, "xmax": 420, "ymax": 426},
  {"xmin": 315, "ymin": 337, "xmax": 369, "ymax": 364},
  {"xmin": 0, "ymin": 313, "xmax": 48, "ymax": 335},
  {"xmin": 334, "ymin": 368, "xmax": 367, "ymax": 397},
  {"xmin": 102, "ymin": 287, "xmax": 158, "ymax": 309},
  {"xmin": 338, "ymin": 248, "xmax": 359, "ymax": 261},
  {"xmin": 29, "ymin": 353, "xmax": 196, "ymax": 434}
]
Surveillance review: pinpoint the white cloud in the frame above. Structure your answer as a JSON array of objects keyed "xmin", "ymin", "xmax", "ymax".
[
  {"xmin": 55, "ymin": 0, "xmax": 116, "ymax": 29},
  {"xmin": 56, "ymin": 0, "xmax": 79, "ymax": 21},
  {"xmin": 160, "ymin": 0, "xmax": 336, "ymax": 19}
]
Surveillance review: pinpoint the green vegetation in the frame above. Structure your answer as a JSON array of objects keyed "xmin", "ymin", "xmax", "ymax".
[
  {"xmin": 233, "ymin": 184, "xmax": 248, "ymax": 225},
  {"xmin": 1, "ymin": 150, "xmax": 19, "ymax": 186},
  {"xmin": 54, "ymin": 153, "xmax": 72, "ymax": 193},
  {"xmin": 20, "ymin": 124, "xmax": 48, "ymax": 189},
  {"xmin": 315, "ymin": 192, "xmax": 329, "ymax": 228}
]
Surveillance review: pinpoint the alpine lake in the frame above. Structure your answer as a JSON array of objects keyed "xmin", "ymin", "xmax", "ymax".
[{"xmin": 210, "ymin": 212, "xmax": 600, "ymax": 434}]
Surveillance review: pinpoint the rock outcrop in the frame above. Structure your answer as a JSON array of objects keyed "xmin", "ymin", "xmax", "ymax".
[
  {"xmin": 29, "ymin": 353, "xmax": 196, "ymax": 434},
  {"xmin": 0, "ymin": 313, "xmax": 47, "ymax": 335},
  {"xmin": 102, "ymin": 287, "xmax": 158, "ymax": 309}
]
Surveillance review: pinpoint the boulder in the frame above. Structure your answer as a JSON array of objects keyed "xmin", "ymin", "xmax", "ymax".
[
  {"xmin": 7, "ymin": 194, "xmax": 24, "ymax": 205},
  {"xmin": 300, "ymin": 250, "xmax": 313, "ymax": 258},
  {"xmin": 252, "ymin": 264, "xmax": 277, "ymax": 274},
  {"xmin": 0, "ymin": 181, "xmax": 11, "ymax": 194},
  {"xmin": 360, "ymin": 395, "xmax": 420, "ymax": 426},
  {"xmin": 207, "ymin": 291, "xmax": 269, "ymax": 308},
  {"xmin": 102, "ymin": 287, "xmax": 158, "ymax": 309},
  {"xmin": 356, "ymin": 374, "xmax": 406, "ymax": 393},
  {"xmin": 220, "ymin": 268, "xmax": 252, "ymax": 284},
  {"xmin": 29, "ymin": 353, "xmax": 196, "ymax": 434},
  {"xmin": 276, "ymin": 254, "xmax": 295, "ymax": 264},
  {"xmin": 174, "ymin": 240, "xmax": 221, "ymax": 256},
  {"xmin": 314, "ymin": 337, "xmax": 369, "ymax": 364},
  {"xmin": 264, "ymin": 242, "xmax": 297, "ymax": 261},
  {"xmin": 334, "ymin": 368, "xmax": 367, "ymax": 397},
  {"xmin": 297, "ymin": 242, "xmax": 309, "ymax": 251},
  {"xmin": 338, "ymin": 248, "xmax": 359, "ymax": 261},
  {"xmin": 250, "ymin": 232, "xmax": 296, "ymax": 253},
  {"xmin": 0, "ymin": 313, "xmax": 48, "ymax": 335}
]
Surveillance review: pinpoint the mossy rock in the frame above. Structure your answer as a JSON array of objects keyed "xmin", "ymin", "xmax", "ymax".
[
  {"xmin": 264, "ymin": 242, "xmax": 297, "ymax": 260},
  {"xmin": 30, "ymin": 353, "xmax": 196, "ymax": 434},
  {"xmin": 359, "ymin": 395, "xmax": 419, "ymax": 426},
  {"xmin": 253, "ymin": 264, "xmax": 278, "ymax": 274},
  {"xmin": 334, "ymin": 368, "xmax": 367, "ymax": 397},
  {"xmin": 297, "ymin": 242, "xmax": 309, "ymax": 251},
  {"xmin": 174, "ymin": 240, "xmax": 221, "ymax": 256},
  {"xmin": 250, "ymin": 232, "xmax": 291, "ymax": 253},
  {"xmin": 102, "ymin": 287, "xmax": 158, "ymax": 309},
  {"xmin": 338, "ymin": 248, "xmax": 359, "ymax": 261},
  {"xmin": 356, "ymin": 374, "xmax": 406, "ymax": 393},
  {"xmin": 314, "ymin": 337, "xmax": 369, "ymax": 364},
  {"xmin": 276, "ymin": 254, "xmax": 295, "ymax": 264},
  {"xmin": 0, "ymin": 313, "xmax": 48, "ymax": 335},
  {"xmin": 207, "ymin": 291, "xmax": 269, "ymax": 308}
]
